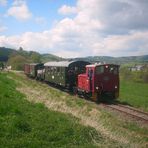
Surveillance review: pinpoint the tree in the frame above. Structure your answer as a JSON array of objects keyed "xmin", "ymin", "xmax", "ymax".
[
  {"xmin": 0, "ymin": 62, "xmax": 4, "ymax": 70},
  {"xmin": 7, "ymin": 55, "xmax": 29, "ymax": 70},
  {"xmin": 18, "ymin": 47, "xmax": 23, "ymax": 51},
  {"xmin": 30, "ymin": 51, "xmax": 41, "ymax": 63}
]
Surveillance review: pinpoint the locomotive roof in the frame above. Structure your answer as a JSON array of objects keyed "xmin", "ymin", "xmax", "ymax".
[
  {"xmin": 86, "ymin": 63, "xmax": 119, "ymax": 67},
  {"xmin": 44, "ymin": 60, "xmax": 90, "ymax": 67}
]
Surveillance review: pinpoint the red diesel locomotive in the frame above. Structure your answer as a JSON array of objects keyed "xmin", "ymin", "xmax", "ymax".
[{"xmin": 77, "ymin": 64, "xmax": 119, "ymax": 101}]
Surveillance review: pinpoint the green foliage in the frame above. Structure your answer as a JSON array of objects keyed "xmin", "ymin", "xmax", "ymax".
[
  {"xmin": 7, "ymin": 55, "xmax": 29, "ymax": 70},
  {"xmin": 0, "ymin": 62, "xmax": 4, "ymax": 69},
  {"xmin": 120, "ymin": 67, "xmax": 133, "ymax": 81},
  {"xmin": 30, "ymin": 51, "xmax": 41, "ymax": 63},
  {"xmin": 0, "ymin": 73, "xmax": 102, "ymax": 147}
]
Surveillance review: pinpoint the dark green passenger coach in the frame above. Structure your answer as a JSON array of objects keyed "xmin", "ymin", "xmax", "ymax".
[{"xmin": 44, "ymin": 61, "xmax": 90, "ymax": 89}]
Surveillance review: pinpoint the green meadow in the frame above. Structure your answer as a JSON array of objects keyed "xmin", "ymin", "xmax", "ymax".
[
  {"xmin": 119, "ymin": 80, "xmax": 148, "ymax": 111},
  {"xmin": 119, "ymin": 69, "xmax": 148, "ymax": 111}
]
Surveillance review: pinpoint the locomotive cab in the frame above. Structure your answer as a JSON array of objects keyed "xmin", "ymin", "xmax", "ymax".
[{"xmin": 77, "ymin": 64, "xmax": 119, "ymax": 101}]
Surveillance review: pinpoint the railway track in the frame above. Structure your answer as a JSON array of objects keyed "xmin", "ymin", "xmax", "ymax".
[{"xmin": 102, "ymin": 103, "xmax": 148, "ymax": 123}]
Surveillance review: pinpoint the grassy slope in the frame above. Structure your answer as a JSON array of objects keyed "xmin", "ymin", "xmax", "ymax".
[
  {"xmin": 3, "ymin": 71, "xmax": 148, "ymax": 147},
  {"xmin": 0, "ymin": 73, "xmax": 107, "ymax": 148},
  {"xmin": 119, "ymin": 79, "xmax": 148, "ymax": 111}
]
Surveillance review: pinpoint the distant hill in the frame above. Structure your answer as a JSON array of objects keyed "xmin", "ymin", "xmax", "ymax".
[
  {"xmin": 0, "ymin": 47, "xmax": 64, "ymax": 62},
  {"xmin": 72, "ymin": 55, "xmax": 148, "ymax": 64},
  {"xmin": 0, "ymin": 47, "xmax": 17, "ymax": 61}
]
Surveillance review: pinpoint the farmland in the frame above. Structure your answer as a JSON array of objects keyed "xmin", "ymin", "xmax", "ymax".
[{"xmin": 0, "ymin": 71, "xmax": 148, "ymax": 147}]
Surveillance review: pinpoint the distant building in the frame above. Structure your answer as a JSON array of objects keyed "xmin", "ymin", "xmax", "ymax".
[{"xmin": 128, "ymin": 64, "xmax": 147, "ymax": 71}]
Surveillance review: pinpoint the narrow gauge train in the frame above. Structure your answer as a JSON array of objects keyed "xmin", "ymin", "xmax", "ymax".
[{"xmin": 24, "ymin": 60, "xmax": 119, "ymax": 101}]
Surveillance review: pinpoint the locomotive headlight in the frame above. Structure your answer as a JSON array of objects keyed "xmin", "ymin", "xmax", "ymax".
[
  {"xmin": 115, "ymin": 85, "xmax": 117, "ymax": 89},
  {"xmin": 96, "ymin": 87, "xmax": 99, "ymax": 90}
]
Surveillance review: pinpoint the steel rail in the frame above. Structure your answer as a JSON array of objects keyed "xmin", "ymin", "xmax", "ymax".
[
  {"xmin": 102, "ymin": 104, "xmax": 148, "ymax": 123},
  {"xmin": 117, "ymin": 104, "xmax": 148, "ymax": 116}
]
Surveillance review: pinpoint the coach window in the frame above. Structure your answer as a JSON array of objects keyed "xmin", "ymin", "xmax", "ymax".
[
  {"xmin": 50, "ymin": 67, "xmax": 53, "ymax": 74},
  {"xmin": 61, "ymin": 68, "xmax": 63, "ymax": 74},
  {"xmin": 57, "ymin": 67, "xmax": 60, "ymax": 72},
  {"xmin": 47, "ymin": 67, "xmax": 49, "ymax": 74},
  {"xmin": 88, "ymin": 69, "xmax": 93, "ymax": 80},
  {"xmin": 59, "ymin": 67, "xmax": 61, "ymax": 73},
  {"xmin": 54, "ymin": 67, "xmax": 57, "ymax": 73}
]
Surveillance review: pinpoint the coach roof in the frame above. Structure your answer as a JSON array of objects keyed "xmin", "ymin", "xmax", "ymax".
[
  {"xmin": 44, "ymin": 61, "xmax": 76, "ymax": 67},
  {"xmin": 44, "ymin": 60, "xmax": 90, "ymax": 67}
]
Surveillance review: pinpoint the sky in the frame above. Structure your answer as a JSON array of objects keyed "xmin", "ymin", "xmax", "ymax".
[{"xmin": 0, "ymin": 0, "xmax": 148, "ymax": 58}]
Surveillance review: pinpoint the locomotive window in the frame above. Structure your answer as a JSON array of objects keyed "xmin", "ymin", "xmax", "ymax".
[
  {"xmin": 109, "ymin": 66, "xmax": 118, "ymax": 74},
  {"xmin": 88, "ymin": 69, "xmax": 93, "ymax": 79},
  {"xmin": 95, "ymin": 66, "xmax": 104, "ymax": 74}
]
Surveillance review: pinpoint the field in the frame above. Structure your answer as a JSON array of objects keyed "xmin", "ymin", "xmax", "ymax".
[
  {"xmin": 0, "ymin": 71, "xmax": 148, "ymax": 147},
  {"xmin": 119, "ymin": 79, "xmax": 148, "ymax": 111}
]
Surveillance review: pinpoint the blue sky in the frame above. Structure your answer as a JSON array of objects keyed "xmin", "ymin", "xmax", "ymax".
[{"xmin": 0, "ymin": 0, "xmax": 148, "ymax": 58}]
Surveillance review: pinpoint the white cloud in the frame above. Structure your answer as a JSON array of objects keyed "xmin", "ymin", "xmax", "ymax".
[
  {"xmin": 6, "ymin": 0, "xmax": 32, "ymax": 21},
  {"xmin": 0, "ymin": 0, "xmax": 148, "ymax": 58},
  {"xmin": 0, "ymin": 0, "xmax": 7, "ymax": 6},
  {"xmin": 58, "ymin": 5, "xmax": 77, "ymax": 15}
]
